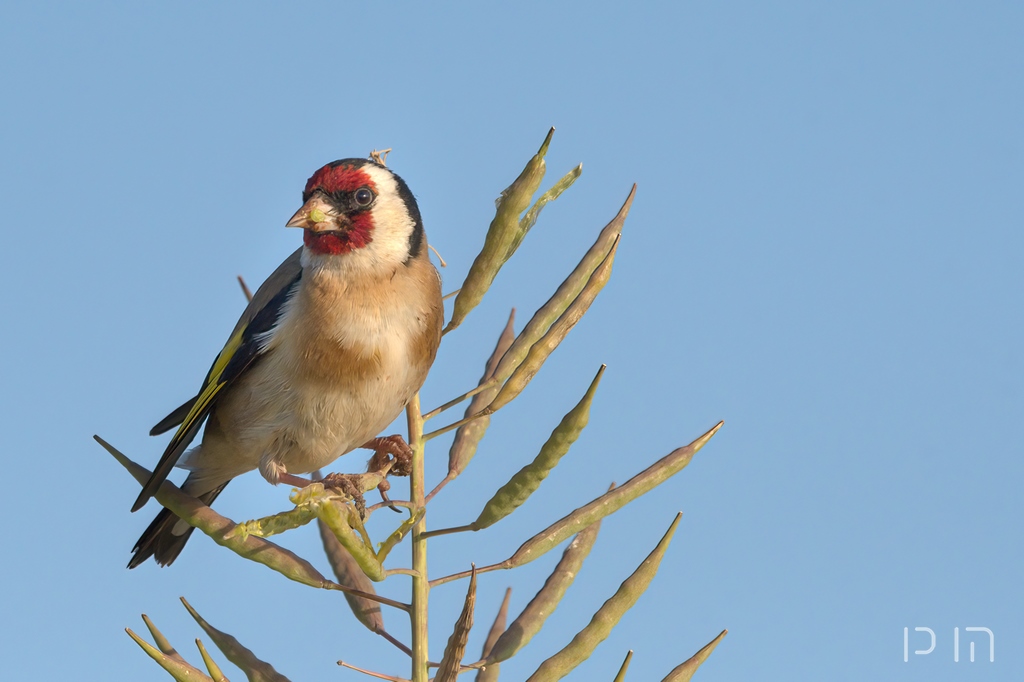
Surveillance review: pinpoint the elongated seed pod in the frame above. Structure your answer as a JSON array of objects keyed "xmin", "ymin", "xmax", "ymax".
[
  {"xmin": 505, "ymin": 423, "xmax": 720, "ymax": 570},
  {"xmin": 488, "ymin": 244, "xmax": 617, "ymax": 413},
  {"xmin": 181, "ymin": 597, "xmax": 292, "ymax": 682},
  {"xmin": 492, "ymin": 185, "xmax": 635, "ymax": 382},
  {"xmin": 474, "ymin": 366, "xmax": 605, "ymax": 529},
  {"xmin": 525, "ymin": 515, "xmax": 682, "ymax": 681},
  {"xmin": 96, "ymin": 435, "xmax": 330, "ymax": 588},
  {"xmin": 487, "ymin": 520, "xmax": 602, "ymax": 663},
  {"xmin": 660, "ymin": 630, "xmax": 728, "ymax": 681},
  {"xmin": 447, "ymin": 129, "xmax": 554, "ymax": 332},
  {"xmin": 475, "ymin": 588, "xmax": 512, "ymax": 682},
  {"xmin": 447, "ymin": 309, "xmax": 517, "ymax": 483}
]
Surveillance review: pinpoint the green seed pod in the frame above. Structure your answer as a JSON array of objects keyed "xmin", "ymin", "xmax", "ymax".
[
  {"xmin": 474, "ymin": 366, "xmax": 605, "ymax": 529},
  {"xmin": 475, "ymin": 588, "xmax": 512, "ymax": 682},
  {"xmin": 660, "ymin": 630, "xmax": 728, "ymax": 682},
  {"xmin": 428, "ymin": 423, "xmax": 722, "ymax": 589},
  {"xmin": 487, "ymin": 243, "xmax": 617, "ymax": 413},
  {"xmin": 613, "ymin": 651, "xmax": 634, "ymax": 682},
  {"xmin": 232, "ymin": 505, "xmax": 318, "ymax": 540},
  {"xmin": 447, "ymin": 309, "xmax": 517, "ymax": 482},
  {"xmin": 139, "ymin": 614, "xmax": 179, "ymax": 661},
  {"xmin": 508, "ymin": 163, "xmax": 582, "ymax": 257},
  {"xmin": 525, "ymin": 515, "xmax": 682, "ymax": 682},
  {"xmin": 317, "ymin": 518, "xmax": 384, "ymax": 634},
  {"xmin": 492, "ymin": 185, "xmax": 635, "ymax": 383},
  {"xmin": 195, "ymin": 640, "xmax": 229, "ymax": 682},
  {"xmin": 487, "ymin": 520, "xmax": 601, "ymax": 663},
  {"xmin": 317, "ymin": 500, "xmax": 385, "ymax": 582},
  {"xmin": 134, "ymin": 614, "xmax": 212, "ymax": 680},
  {"xmin": 447, "ymin": 129, "xmax": 554, "ymax": 332},
  {"xmin": 125, "ymin": 627, "xmax": 210, "ymax": 682},
  {"xmin": 181, "ymin": 598, "xmax": 292, "ymax": 682},
  {"xmin": 310, "ymin": 472, "xmax": 385, "ymax": 634},
  {"xmin": 96, "ymin": 436, "xmax": 331, "ymax": 588},
  {"xmin": 376, "ymin": 508, "xmax": 425, "ymax": 563},
  {"xmin": 506, "ymin": 423, "xmax": 720, "ymax": 569}
]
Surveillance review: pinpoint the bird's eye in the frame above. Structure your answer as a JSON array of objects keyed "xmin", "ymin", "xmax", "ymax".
[{"xmin": 354, "ymin": 187, "xmax": 375, "ymax": 207}]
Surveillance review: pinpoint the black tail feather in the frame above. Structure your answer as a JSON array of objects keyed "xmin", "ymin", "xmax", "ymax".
[
  {"xmin": 128, "ymin": 481, "xmax": 229, "ymax": 568},
  {"xmin": 149, "ymin": 396, "xmax": 198, "ymax": 436}
]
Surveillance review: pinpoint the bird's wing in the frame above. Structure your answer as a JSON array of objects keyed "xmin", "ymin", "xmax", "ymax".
[
  {"xmin": 133, "ymin": 248, "xmax": 303, "ymax": 512},
  {"xmin": 148, "ymin": 248, "xmax": 304, "ymax": 436}
]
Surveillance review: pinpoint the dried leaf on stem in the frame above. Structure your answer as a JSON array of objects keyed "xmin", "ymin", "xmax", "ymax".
[{"xmin": 434, "ymin": 567, "xmax": 478, "ymax": 682}]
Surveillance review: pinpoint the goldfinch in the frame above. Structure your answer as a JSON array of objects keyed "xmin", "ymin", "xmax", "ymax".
[{"xmin": 129, "ymin": 157, "xmax": 444, "ymax": 568}]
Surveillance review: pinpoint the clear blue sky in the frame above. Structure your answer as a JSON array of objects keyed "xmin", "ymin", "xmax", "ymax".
[{"xmin": 1, "ymin": 2, "xmax": 1020, "ymax": 680}]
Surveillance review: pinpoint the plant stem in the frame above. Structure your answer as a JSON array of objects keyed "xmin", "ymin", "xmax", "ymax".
[
  {"xmin": 422, "ymin": 409, "xmax": 490, "ymax": 442},
  {"xmin": 407, "ymin": 394, "xmax": 429, "ymax": 682},
  {"xmin": 419, "ymin": 524, "xmax": 476, "ymax": 540},
  {"xmin": 421, "ymin": 380, "xmax": 497, "ymax": 420}
]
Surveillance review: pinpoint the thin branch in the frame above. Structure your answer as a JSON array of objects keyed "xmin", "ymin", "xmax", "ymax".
[
  {"xmin": 422, "ymin": 381, "xmax": 497, "ymax": 421},
  {"xmin": 429, "ymin": 563, "xmax": 504, "ymax": 588},
  {"xmin": 378, "ymin": 629, "xmax": 413, "ymax": 658},
  {"xmin": 322, "ymin": 583, "xmax": 411, "ymax": 612},
  {"xmin": 237, "ymin": 275, "xmax": 253, "ymax": 302},
  {"xmin": 422, "ymin": 410, "xmax": 490, "ymax": 442},
  {"xmin": 338, "ymin": 661, "xmax": 410, "ymax": 682},
  {"xmin": 368, "ymin": 499, "xmax": 415, "ymax": 513},
  {"xmin": 429, "ymin": 244, "xmax": 447, "ymax": 267},
  {"xmin": 424, "ymin": 474, "xmax": 453, "ymax": 505},
  {"xmin": 442, "ymin": 288, "xmax": 461, "ymax": 301},
  {"xmin": 419, "ymin": 525, "xmax": 475, "ymax": 540},
  {"xmin": 385, "ymin": 568, "xmax": 420, "ymax": 578}
]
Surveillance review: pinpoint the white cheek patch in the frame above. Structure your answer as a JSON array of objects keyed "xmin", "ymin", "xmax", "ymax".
[
  {"xmin": 300, "ymin": 164, "xmax": 419, "ymax": 274},
  {"xmin": 360, "ymin": 166, "xmax": 417, "ymax": 267}
]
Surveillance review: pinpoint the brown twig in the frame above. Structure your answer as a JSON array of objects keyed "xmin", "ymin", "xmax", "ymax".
[{"xmin": 237, "ymin": 275, "xmax": 253, "ymax": 302}]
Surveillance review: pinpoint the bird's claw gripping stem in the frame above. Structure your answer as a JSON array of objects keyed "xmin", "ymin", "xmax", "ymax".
[
  {"xmin": 363, "ymin": 434, "xmax": 413, "ymax": 512},
  {"xmin": 320, "ymin": 472, "xmax": 368, "ymax": 517}
]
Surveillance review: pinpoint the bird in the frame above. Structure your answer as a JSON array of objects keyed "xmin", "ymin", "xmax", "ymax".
[{"xmin": 128, "ymin": 156, "xmax": 444, "ymax": 568}]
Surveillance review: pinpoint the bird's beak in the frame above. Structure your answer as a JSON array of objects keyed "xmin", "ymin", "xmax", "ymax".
[{"xmin": 286, "ymin": 195, "xmax": 348, "ymax": 232}]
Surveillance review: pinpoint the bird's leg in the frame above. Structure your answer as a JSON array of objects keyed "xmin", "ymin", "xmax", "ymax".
[
  {"xmin": 277, "ymin": 472, "xmax": 315, "ymax": 488},
  {"xmin": 362, "ymin": 434, "xmax": 413, "ymax": 511}
]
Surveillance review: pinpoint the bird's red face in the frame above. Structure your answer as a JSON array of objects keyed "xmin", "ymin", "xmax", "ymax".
[{"xmin": 288, "ymin": 162, "xmax": 380, "ymax": 256}]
